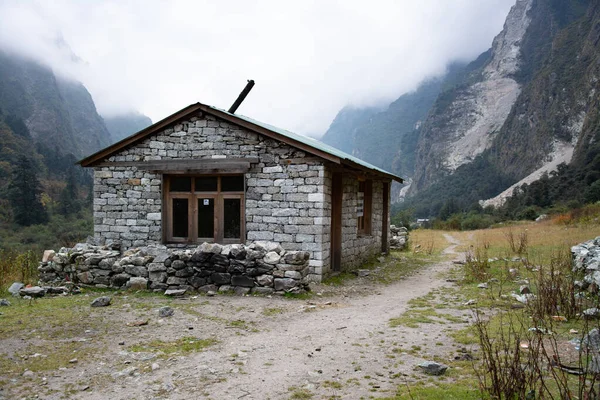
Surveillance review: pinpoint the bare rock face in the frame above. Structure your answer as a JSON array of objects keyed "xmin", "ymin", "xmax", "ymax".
[{"xmin": 412, "ymin": 0, "xmax": 533, "ymax": 193}]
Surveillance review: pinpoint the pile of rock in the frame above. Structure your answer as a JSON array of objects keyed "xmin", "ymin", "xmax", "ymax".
[
  {"xmin": 39, "ymin": 241, "xmax": 311, "ymax": 295},
  {"xmin": 572, "ymin": 236, "xmax": 600, "ymax": 292},
  {"xmin": 389, "ymin": 225, "xmax": 409, "ymax": 250}
]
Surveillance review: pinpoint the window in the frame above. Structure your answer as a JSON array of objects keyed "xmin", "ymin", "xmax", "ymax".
[
  {"xmin": 357, "ymin": 180, "xmax": 372, "ymax": 235},
  {"xmin": 165, "ymin": 175, "xmax": 244, "ymax": 244}
]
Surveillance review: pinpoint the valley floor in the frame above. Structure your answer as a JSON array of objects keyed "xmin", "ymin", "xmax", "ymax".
[{"xmin": 1, "ymin": 237, "xmax": 475, "ymax": 400}]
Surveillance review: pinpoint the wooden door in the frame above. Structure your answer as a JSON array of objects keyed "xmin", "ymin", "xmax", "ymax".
[{"xmin": 331, "ymin": 173, "xmax": 343, "ymax": 271}]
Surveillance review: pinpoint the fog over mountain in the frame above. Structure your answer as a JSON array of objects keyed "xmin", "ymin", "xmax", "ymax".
[{"xmin": 0, "ymin": 0, "xmax": 514, "ymax": 137}]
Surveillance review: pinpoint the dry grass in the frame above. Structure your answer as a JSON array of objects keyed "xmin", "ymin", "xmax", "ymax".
[
  {"xmin": 449, "ymin": 219, "xmax": 600, "ymax": 264},
  {"xmin": 409, "ymin": 229, "xmax": 451, "ymax": 256}
]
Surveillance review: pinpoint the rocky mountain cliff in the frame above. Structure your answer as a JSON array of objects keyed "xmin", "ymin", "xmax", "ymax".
[
  {"xmin": 0, "ymin": 51, "xmax": 113, "ymax": 159},
  {"xmin": 411, "ymin": 0, "xmax": 533, "ymax": 193},
  {"xmin": 321, "ymin": 77, "xmax": 446, "ymax": 181},
  {"xmin": 323, "ymin": 0, "xmax": 599, "ymax": 216}
]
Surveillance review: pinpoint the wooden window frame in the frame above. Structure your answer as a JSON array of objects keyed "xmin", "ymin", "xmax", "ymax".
[
  {"xmin": 357, "ymin": 179, "xmax": 372, "ymax": 236},
  {"xmin": 164, "ymin": 174, "xmax": 245, "ymax": 244}
]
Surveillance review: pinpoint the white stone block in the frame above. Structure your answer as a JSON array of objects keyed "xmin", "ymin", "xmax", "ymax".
[
  {"xmin": 95, "ymin": 171, "xmax": 113, "ymax": 179},
  {"xmin": 147, "ymin": 213, "xmax": 161, "ymax": 220},
  {"xmin": 263, "ymin": 166, "xmax": 283, "ymax": 173},
  {"xmin": 309, "ymin": 260, "xmax": 324, "ymax": 267},
  {"xmin": 308, "ymin": 193, "xmax": 325, "ymax": 202}
]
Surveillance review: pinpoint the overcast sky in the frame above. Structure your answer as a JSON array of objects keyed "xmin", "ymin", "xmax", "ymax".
[{"xmin": 0, "ymin": 0, "xmax": 515, "ymax": 138}]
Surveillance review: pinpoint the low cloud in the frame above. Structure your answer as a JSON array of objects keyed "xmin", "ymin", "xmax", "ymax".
[{"xmin": 0, "ymin": 0, "xmax": 515, "ymax": 137}]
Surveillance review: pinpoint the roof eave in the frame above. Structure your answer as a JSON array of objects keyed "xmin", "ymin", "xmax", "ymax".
[{"xmin": 341, "ymin": 159, "xmax": 404, "ymax": 183}]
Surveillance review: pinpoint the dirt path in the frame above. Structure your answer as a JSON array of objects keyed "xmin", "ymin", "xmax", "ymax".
[
  {"xmin": 105, "ymin": 236, "xmax": 466, "ymax": 400},
  {"xmin": 3, "ymin": 236, "xmax": 470, "ymax": 400}
]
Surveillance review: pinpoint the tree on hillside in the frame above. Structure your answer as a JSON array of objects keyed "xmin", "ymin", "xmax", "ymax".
[
  {"xmin": 7, "ymin": 156, "xmax": 48, "ymax": 226},
  {"xmin": 58, "ymin": 169, "xmax": 80, "ymax": 215}
]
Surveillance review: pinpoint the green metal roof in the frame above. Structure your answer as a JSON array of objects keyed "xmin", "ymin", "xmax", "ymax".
[{"xmin": 207, "ymin": 105, "xmax": 404, "ymax": 182}]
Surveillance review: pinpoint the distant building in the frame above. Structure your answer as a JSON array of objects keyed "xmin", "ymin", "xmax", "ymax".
[{"xmin": 80, "ymin": 102, "xmax": 403, "ymax": 281}]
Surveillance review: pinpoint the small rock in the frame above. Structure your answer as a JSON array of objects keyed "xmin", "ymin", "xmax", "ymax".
[
  {"xmin": 127, "ymin": 277, "xmax": 148, "ymax": 291},
  {"xmin": 127, "ymin": 319, "xmax": 149, "ymax": 327},
  {"xmin": 418, "ymin": 361, "xmax": 448, "ymax": 376},
  {"xmin": 69, "ymin": 358, "xmax": 78, "ymax": 364},
  {"xmin": 8, "ymin": 282, "xmax": 24, "ymax": 297},
  {"xmin": 206, "ymin": 291, "xmax": 216, "ymax": 297},
  {"xmin": 91, "ymin": 296, "xmax": 111, "ymax": 307},
  {"xmin": 164, "ymin": 289, "xmax": 186, "ymax": 297},
  {"xmin": 159, "ymin": 306, "xmax": 174, "ymax": 318},
  {"xmin": 357, "ymin": 269, "xmax": 370, "ymax": 277},
  {"xmin": 42, "ymin": 250, "xmax": 56, "ymax": 263},
  {"xmin": 151, "ymin": 363, "xmax": 160, "ymax": 371},
  {"xmin": 22, "ymin": 370, "xmax": 34, "ymax": 377},
  {"xmin": 584, "ymin": 308, "xmax": 600, "ymax": 320},
  {"xmin": 519, "ymin": 285, "xmax": 531, "ymax": 295},
  {"xmin": 0, "ymin": 299, "xmax": 10, "ymax": 306},
  {"xmin": 19, "ymin": 286, "xmax": 46, "ymax": 298},
  {"xmin": 463, "ymin": 299, "xmax": 476, "ymax": 306},
  {"xmin": 263, "ymin": 251, "xmax": 281, "ymax": 265},
  {"xmin": 511, "ymin": 293, "xmax": 535, "ymax": 304},
  {"xmin": 477, "ymin": 283, "xmax": 488, "ymax": 289}
]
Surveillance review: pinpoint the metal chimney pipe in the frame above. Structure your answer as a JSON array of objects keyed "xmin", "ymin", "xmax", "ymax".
[{"xmin": 228, "ymin": 80, "xmax": 255, "ymax": 114}]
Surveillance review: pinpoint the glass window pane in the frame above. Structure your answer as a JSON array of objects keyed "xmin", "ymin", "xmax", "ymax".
[
  {"xmin": 172, "ymin": 198, "xmax": 188, "ymax": 238},
  {"xmin": 198, "ymin": 198, "xmax": 215, "ymax": 239},
  {"xmin": 224, "ymin": 198, "xmax": 241, "ymax": 239},
  {"xmin": 170, "ymin": 177, "xmax": 191, "ymax": 192},
  {"xmin": 221, "ymin": 176, "xmax": 244, "ymax": 192},
  {"xmin": 195, "ymin": 177, "xmax": 218, "ymax": 192}
]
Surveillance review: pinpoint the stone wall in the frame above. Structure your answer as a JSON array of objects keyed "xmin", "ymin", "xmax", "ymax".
[
  {"xmin": 338, "ymin": 174, "xmax": 385, "ymax": 270},
  {"xmin": 92, "ymin": 112, "xmax": 328, "ymax": 281},
  {"xmin": 38, "ymin": 241, "xmax": 311, "ymax": 295}
]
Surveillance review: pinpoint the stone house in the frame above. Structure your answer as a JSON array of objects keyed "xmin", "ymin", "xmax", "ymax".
[{"xmin": 79, "ymin": 103, "xmax": 403, "ymax": 282}]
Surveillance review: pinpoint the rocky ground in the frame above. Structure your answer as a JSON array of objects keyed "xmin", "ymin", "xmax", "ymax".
[{"xmin": 0, "ymin": 236, "xmax": 475, "ymax": 400}]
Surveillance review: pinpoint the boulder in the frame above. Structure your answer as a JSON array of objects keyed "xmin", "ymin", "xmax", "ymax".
[
  {"xmin": 42, "ymin": 250, "xmax": 55, "ymax": 263},
  {"xmin": 170, "ymin": 260, "xmax": 186, "ymax": 270},
  {"xmin": 256, "ymin": 274, "xmax": 274, "ymax": 287},
  {"xmin": 128, "ymin": 277, "xmax": 148, "ymax": 290},
  {"xmin": 164, "ymin": 289, "xmax": 186, "ymax": 297},
  {"xmin": 211, "ymin": 272, "xmax": 231, "ymax": 285},
  {"xmin": 274, "ymin": 278, "xmax": 299, "ymax": 291},
  {"xmin": 124, "ymin": 265, "xmax": 149, "ymax": 278},
  {"xmin": 198, "ymin": 242, "xmax": 223, "ymax": 254},
  {"xmin": 91, "ymin": 296, "xmax": 111, "ymax": 307},
  {"xmin": 584, "ymin": 308, "xmax": 600, "ymax": 320},
  {"xmin": 283, "ymin": 251, "xmax": 309, "ymax": 265},
  {"xmin": 19, "ymin": 286, "xmax": 46, "ymax": 298},
  {"xmin": 263, "ymin": 251, "xmax": 281, "ymax": 265},
  {"xmin": 234, "ymin": 287, "xmax": 251, "ymax": 296},
  {"xmin": 158, "ymin": 306, "xmax": 174, "ymax": 317},
  {"xmin": 419, "ymin": 361, "xmax": 448, "ymax": 376},
  {"xmin": 231, "ymin": 275, "xmax": 255, "ymax": 288},
  {"xmin": 8, "ymin": 282, "xmax": 24, "ymax": 297},
  {"xmin": 111, "ymin": 273, "xmax": 131, "ymax": 287},
  {"xmin": 251, "ymin": 287, "xmax": 275, "ymax": 295}
]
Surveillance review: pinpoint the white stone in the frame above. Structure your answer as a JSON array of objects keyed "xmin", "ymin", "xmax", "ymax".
[
  {"xmin": 147, "ymin": 213, "xmax": 161, "ymax": 220},
  {"xmin": 263, "ymin": 166, "xmax": 283, "ymax": 173},
  {"xmin": 263, "ymin": 251, "xmax": 281, "ymax": 265},
  {"xmin": 308, "ymin": 193, "xmax": 325, "ymax": 202}
]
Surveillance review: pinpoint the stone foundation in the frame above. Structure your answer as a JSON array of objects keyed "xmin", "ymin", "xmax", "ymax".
[{"xmin": 39, "ymin": 241, "xmax": 311, "ymax": 295}]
